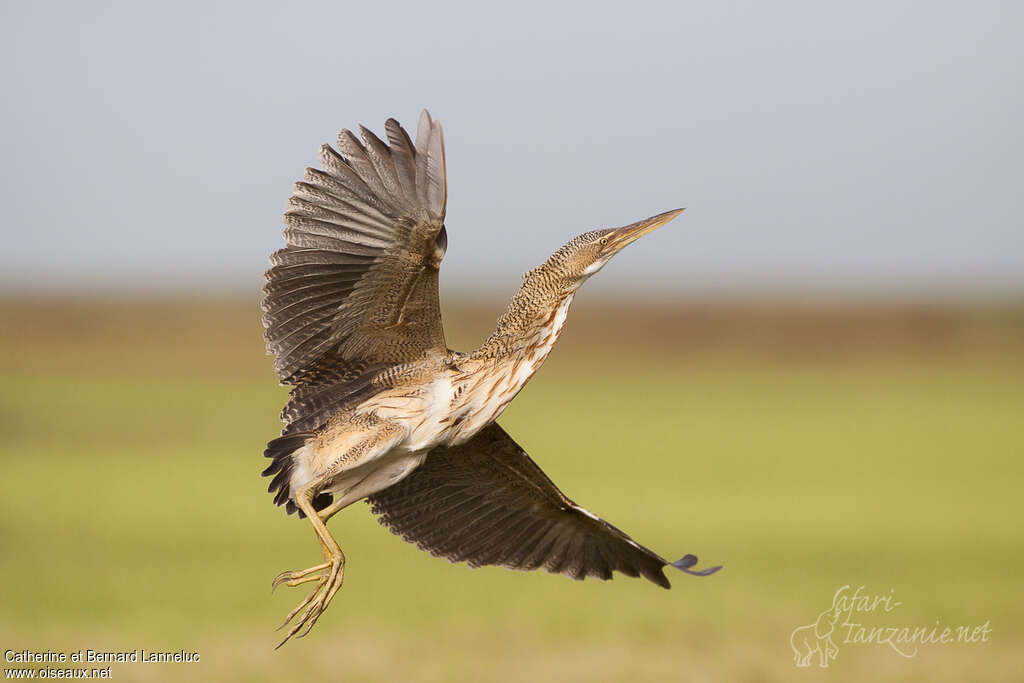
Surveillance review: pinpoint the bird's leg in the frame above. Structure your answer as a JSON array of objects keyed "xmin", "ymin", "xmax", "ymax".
[
  {"xmin": 272, "ymin": 420, "xmax": 406, "ymax": 648},
  {"xmin": 311, "ymin": 492, "xmax": 358, "ymax": 523},
  {"xmin": 274, "ymin": 487, "xmax": 346, "ymax": 648},
  {"xmin": 271, "ymin": 472, "xmax": 389, "ymax": 597},
  {"xmin": 271, "ymin": 492, "xmax": 358, "ymax": 593}
]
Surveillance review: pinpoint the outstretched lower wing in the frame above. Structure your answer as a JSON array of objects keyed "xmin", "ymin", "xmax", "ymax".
[
  {"xmin": 263, "ymin": 110, "xmax": 449, "ymax": 388},
  {"xmin": 367, "ymin": 423, "xmax": 721, "ymax": 587}
]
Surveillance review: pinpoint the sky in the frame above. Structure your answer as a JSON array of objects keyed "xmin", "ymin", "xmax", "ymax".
[{"xmin": 1, "ymin": 1, "xmax": 1021, "ymax": 300}]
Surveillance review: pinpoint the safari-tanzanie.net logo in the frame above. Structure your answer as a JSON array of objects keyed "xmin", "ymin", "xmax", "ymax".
[{"xmin": 789, "ymin": 585, "xmax": 992, "ymax": 668}]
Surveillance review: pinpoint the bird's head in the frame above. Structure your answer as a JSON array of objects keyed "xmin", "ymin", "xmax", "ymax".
[{"xmin": 536, "ymin": 208, "xmax": 685, "ymax": 291}]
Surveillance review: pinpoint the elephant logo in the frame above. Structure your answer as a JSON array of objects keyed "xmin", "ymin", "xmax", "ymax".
[
  {"xmin": 790, "ymin": 606, "xmax": 842, "ymax": 667},
  {"xmin": 789, "ymin": 585, "xmax": 992, "ymax": 666}
]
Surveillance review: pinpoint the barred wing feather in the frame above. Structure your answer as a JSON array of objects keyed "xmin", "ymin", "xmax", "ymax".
[
  {"xmin": 262, "ymin": 110, "xmax": 449, "ymax": 389},
  {"xmin": 367, "ymin": 424, "xmax": 722, "ymax": 587}
]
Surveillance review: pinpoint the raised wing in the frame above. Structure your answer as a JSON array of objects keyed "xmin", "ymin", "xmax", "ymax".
[
  {"xmin": 262, "ymin": 110, "xmax": 449, "ymax": 388},
  {"xmin": 367, "ymin": 423, "xmax": 722, "ymax": 587}
]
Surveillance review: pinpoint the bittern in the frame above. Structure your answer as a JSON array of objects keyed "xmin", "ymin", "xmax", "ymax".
[{"xmin": 261, "ymin": 110, "xmax": 720, "ymax": 647}]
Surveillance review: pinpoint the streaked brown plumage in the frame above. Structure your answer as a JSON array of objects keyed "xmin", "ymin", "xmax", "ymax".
[{"xmin": 262, "ymin": 110, "xmax": 720, "ymax": 647}]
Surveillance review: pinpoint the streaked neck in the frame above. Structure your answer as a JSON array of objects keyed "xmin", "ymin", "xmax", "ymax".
[{"xmin": 470, "ymin": 278, "xmax": 575, "ymax": 363}]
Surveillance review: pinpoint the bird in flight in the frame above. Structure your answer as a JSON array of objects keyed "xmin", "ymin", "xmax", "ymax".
[{"xmin": 261, "ymin": 110, "xmax": 720, "ymax": 647}]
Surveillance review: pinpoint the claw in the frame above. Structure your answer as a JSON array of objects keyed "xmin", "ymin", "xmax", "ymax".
[
  {"xmin": 275, "ymin": 579, "xmax": 325, "ymax": 632},
  {"xmin": 272, "ymin": 562, "xmax": 330, "ymax": 593},
  {"xmin": 273, "ymin": 553, "xmax": 345, "ymax": 648}
]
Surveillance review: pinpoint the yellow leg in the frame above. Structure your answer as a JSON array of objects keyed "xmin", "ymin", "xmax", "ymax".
[
  {"xmin": 271, "ymin": 561, "xmax": 329, "ymax": 591},
  {"xmin": 271, "ymin": 420, "xmax": 406, "ymax": 648},
  {"xmin": 273, "ymin": 489, "xmax": 346, "ymax": 649}
]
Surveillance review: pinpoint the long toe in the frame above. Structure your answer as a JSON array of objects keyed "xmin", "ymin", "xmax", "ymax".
[
  {"xmin": 271, "ymin": 561, "xmax": 330, "ymax": 592},
  {"xmin": 296, "ymin": 558, "xmax": 345, "ymax": 639},
  {"xmin": 275, "ymin": 577, "xmax": 327, "ymax": 633},
  {"xmin": 276, "ymin": 555, "xmax": 345, "ymax": 647},
  {"xmin": 319, "ymin": 558, "xmax": 346, "ymax": 615}
]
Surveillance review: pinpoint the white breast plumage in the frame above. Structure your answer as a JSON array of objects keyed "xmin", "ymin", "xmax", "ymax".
[
  {"xmin": 360, "ymin": 294, "xmax": 575, "ymax": 452},
  {"xmin": 446, "ymin": 294, "xmax": 574, "ymax": 445}
]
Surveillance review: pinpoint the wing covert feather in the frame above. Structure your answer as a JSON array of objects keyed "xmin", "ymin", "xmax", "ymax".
[{"xmin": 367, "ymin": 424, "xmax": 722, "ymax": 587}]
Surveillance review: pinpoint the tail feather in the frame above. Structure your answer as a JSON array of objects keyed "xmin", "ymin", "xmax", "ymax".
[{"xmin": 262, "ymin": 433, "xmax": 332, "ymax": 517}]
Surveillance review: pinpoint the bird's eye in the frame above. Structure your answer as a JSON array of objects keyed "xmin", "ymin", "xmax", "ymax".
[{"xmin": 599, "ymin": 237, "xmax": 608, "ymax": 245}]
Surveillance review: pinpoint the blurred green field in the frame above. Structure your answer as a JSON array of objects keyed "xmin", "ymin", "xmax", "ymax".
[{"xmin": 1, "ymin": 298, "xmax": 1022, "ymax": 681}]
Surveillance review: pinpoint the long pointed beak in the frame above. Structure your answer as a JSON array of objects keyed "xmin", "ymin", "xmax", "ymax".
[{"xmin": 605, "ymin": 208, "xmax": 685, "ymax": 252}]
